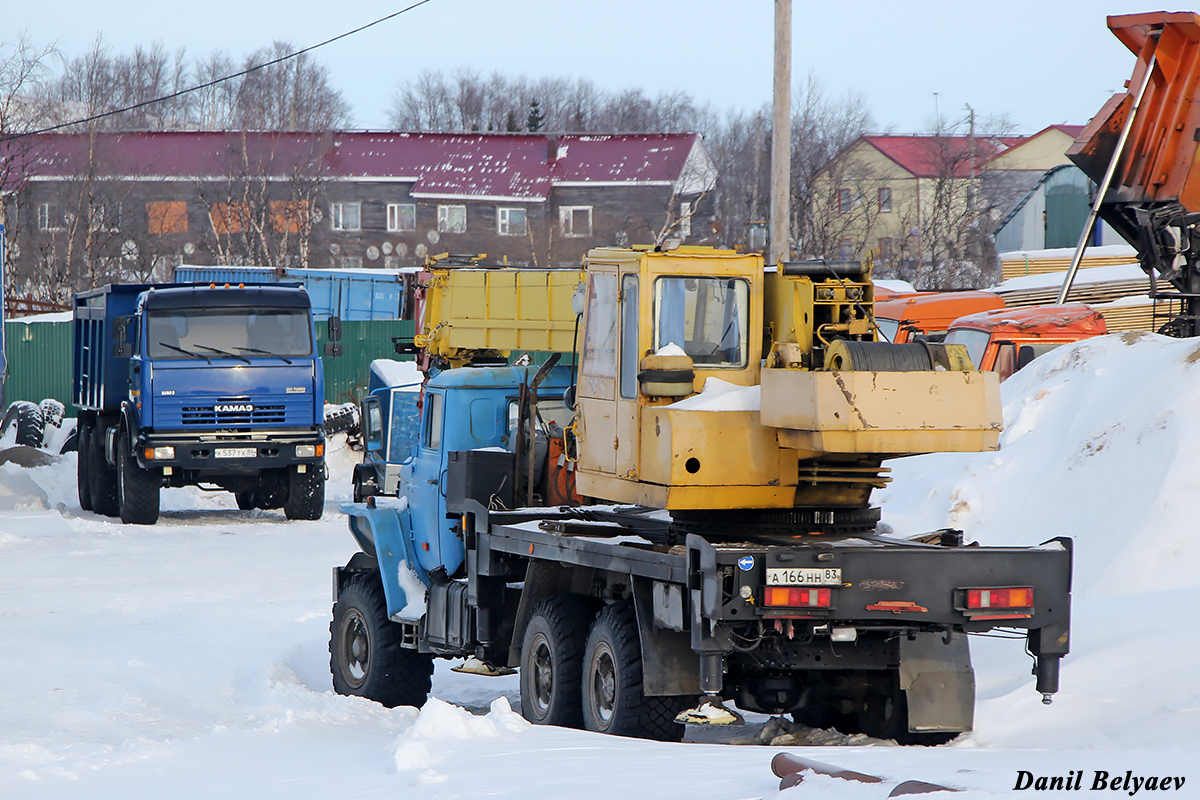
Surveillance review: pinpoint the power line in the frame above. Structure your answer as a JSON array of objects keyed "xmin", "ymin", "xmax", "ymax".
[{"xmin": 1, "ymin": 0, "xmax": 434, "ymax": 142}]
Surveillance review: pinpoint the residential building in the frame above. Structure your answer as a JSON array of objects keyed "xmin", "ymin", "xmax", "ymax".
[
  {"xmin": 0, "ymin": 131, "xmax": 717, "ymax": 299},
  {"xmin": 810, "ymin": 125, "xmax": 1084, "ymax": 287}
]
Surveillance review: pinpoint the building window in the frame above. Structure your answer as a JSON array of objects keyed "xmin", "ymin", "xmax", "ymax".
[
  {"xmin": 331, "ymin": 202, "xmax": 361, "ymax": 231},
  {"xmin": 877, "ymin": 237, "xmax": 893, "ymax": 262},
  {"xmin": 209, "ymin": 202, "xmax": 248, "ymax": 235},
  {"xmin": 339, "ymin": 256, "xmax": 363, "ymax": 269},
  {"xmin": 387, "ymin": 203, "xmax": 416, "ymax": 232},
  {"xmin": 437, "ymin": 204, "xmax": 466, "ymax": 233},
  {"xmin": 90, "ymin": 199, "xmax": 121, "ymax": 232},
  {"xmin": 147, "ymin": 201, "xmax": 188, "ymax": 235},
  {"xmin": 560, "ymin": 205, "xmax": 592, "ymax": 237},
  {"xmin": 497, "ymin": 206, "xmax": 527, "ymax": 236},
  {"xmin": 679, "ymin": 201, "xmax": 692, "ymax": 239},
  {"xmin": 837, "ymin": 189, "xmax": 852, "ymax": 215},
  {"xmin": 37, "ymin": 202, "xmax": 63, "ymax": 231},
  {"xmin": 272, "ymin": 200, "xmax": 308, "ymax": 234},
  {"xmin": 838, "ymin": 239, "xmax": 853, "ymax": 260},
  {"xmin": 879, "ymin": 187, "xmax": 892, "ymax": 213}
]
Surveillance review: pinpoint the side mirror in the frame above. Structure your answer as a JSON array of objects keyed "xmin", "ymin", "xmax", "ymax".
[
  {"xmin": 638, "ymin": 352, "xmax": 695, "ymax": 398},
  {"xmin": 324, "ymin": 342, "xmax": 343, "ymax": 358},
  {"xmin": 327, "ymin": 315, "xmax": 342, "ymax": 342},
  {"xmin": 113, "ymin": 315, "xmax": 133, "ymax": 357}
]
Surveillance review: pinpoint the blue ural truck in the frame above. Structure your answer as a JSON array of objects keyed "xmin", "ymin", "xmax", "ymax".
[
  {"xmin": 329, "ymin": 250, "xmax": 1073, "ymax": 744},
  {"xmin": 74, "ymin": 282, "xmax": 340, "ymax": 524}
]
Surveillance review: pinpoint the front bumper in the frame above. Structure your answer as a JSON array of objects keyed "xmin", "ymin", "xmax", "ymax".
[{"xmin": 135, "ymin": 428, "xmax": 325, "ymax": 470}]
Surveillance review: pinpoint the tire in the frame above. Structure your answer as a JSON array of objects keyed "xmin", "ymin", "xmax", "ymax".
[
  {"xmin": 118, "ymin": 432, "xmax": 160, "ymax": 525},
  {"xmin": 519, "ymin": 595, "xmax": 596, "ymax": 728},
  {"xmin": 89, "ymin": 424, "xmax": 120, "ymax": 517},
  {"xmin": 330, "ymin": 572, "xmax": 433, "ymax": 707},
  {"xmin": 253, "ymin": 471, "xmax": 288, "ymax": 510},
  {"xmin": 3, "ymin": 401, "xmax": 45, "ymax": 448},
  {"xmin": 77, "ymin": 420, "xmax": 94, "ymax": 511},
  {"xmin": 855, "ymin": 670, "xmax": 957, "ymax": 746},
  {"xmin": 234, "ymin": 491, "xmax": 256, "ymax": 510},
  {"xmin": 352, "ymin": 465, "xmax": 379, "ymax": 504},
  {"xmin": 284, "ymin": 464, "xmax": 325, "ymax": 520},
  {"xmin": 582, "ymin": 602, "xmax": 689, "ymax": 741}
]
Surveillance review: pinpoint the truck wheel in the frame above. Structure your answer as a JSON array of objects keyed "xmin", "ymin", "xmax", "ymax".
[
  {"xmin": 855, "ymin": 670, "xmax": 957, "ymax": 746},
  {"xmin": 77, "ymin": 420, "xmax": 94, "ymax": 511},
  {"xmin": 519, "ymin": 595, "xmax": 596, "ymax": 728},
  {"xmin": 582, "ymin": 601, "xmax": 689, "ymax": 741},
  {"xmin": 352, "ymin": 464, "xmax": 379, "ymax": 504},
  {"xmin": 254, "ymin": 471, "xmax": 288, "ymax": 510},
  {"xmin": 3, "ymin": 401, "xmax": 45, "ymax": 448},
  {"xmin": 284, "ymin": 465, "xmax": 325, "ymax": 520},
  {"xmin": 235, "ymin": 491, "xmax": 256, "ymax": 510},
  {"xmin": 118, "ymin": 432, "xmax": 160, "ymax": 525},
  {"xmin": 330, "ymin": 572, "xmax": 433, "ymax": 707},
  {"xmin": 89, "ymin": 425, "xmax": 120, "ymax": 517}
]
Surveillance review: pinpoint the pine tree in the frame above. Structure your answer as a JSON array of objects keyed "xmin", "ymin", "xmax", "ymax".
[
  {"xmin": 505, "ymin": 110, "xmax": 520, "ymax": 132},
  {"xmin": 526, "ymin": 98, "xmax": 544, "ymax": 132}
]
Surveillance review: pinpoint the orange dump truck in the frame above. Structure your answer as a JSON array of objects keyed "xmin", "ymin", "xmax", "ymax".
[
  {"xmin": 943, "ymin": 303, "xmax": 1108, "ymax": 380},
  {"xmin": 874, "ymin": 291, "xmax": 1004, "ymax": 343}
]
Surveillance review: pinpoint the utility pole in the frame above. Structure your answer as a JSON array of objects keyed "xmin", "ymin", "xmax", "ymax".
[{"xmin": 770, "ymin": 0, "xmax": 792, "ymax": 266}]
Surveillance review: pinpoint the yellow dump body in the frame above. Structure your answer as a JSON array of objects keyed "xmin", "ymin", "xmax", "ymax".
[{"xmin": 416, "ymin": 268, "xmax": 584, "ymax": 367}]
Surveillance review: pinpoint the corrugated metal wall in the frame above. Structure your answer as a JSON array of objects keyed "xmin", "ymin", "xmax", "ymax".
[
  {"xmin": 3, "ymin": 318, "xmax": 418, "ymax": 414},
  {"xmin": 3, "ymin": 321, "xmax": 74, "ymax": 413},
  {"xmin": 317, "ymin": 319, "xmax": 416, "ymax": 405}
]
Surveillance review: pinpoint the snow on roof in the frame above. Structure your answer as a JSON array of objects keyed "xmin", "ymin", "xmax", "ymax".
[
  {"xmin": 990, "ymin": 262, "xmax": 1145, "ymax": 293},
  {"xmin": 4, "ymin": 131, "xmax": 702, "ymax": 201}
]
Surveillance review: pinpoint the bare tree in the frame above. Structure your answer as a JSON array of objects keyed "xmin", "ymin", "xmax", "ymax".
[{"xmin": 235, "ymin": 42, "xmax": 351, "ymax": 130}]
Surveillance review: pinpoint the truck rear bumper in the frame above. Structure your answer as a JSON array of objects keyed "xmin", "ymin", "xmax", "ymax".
[{"xmin": 135, "ymin": 429, "xmax": 325, "ymax": 470}]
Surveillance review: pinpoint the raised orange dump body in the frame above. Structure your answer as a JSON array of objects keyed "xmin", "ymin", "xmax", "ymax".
[
  {"xmin": 874, "ymin": 291, "xmax": 1004, "ymax": 343},
  {"xmin": 1069, "ymin": 12, "xmax": 1200, "ymax": 213},
  {"xmin": 944, "ymin": 304, "xmax": 1108, "ymax": 379},
  {"xmin": 1068, "ymin": 12, "xmax": 1200, "ymax": 334}
]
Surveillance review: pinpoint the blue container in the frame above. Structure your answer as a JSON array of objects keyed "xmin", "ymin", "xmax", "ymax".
[
  {"xmin": 284, "ymin": 268, "xmax": 412, "ymax": 321},
  {"xmin": 174, "ymin": 265, "xmax": 280, "ymax": 285}
]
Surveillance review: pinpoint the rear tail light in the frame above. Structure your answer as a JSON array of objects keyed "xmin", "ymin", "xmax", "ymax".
[
  {"xmin": 967, "ymin": 587, "xmax": 1033, "ymax": 609},
  {"xmin": 764, "ymin": 587, "xmax": 832, "ymax": 608}
]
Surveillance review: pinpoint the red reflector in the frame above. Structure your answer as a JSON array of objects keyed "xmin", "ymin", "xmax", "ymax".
[
  {"xmin": 967, "ymin": 587, "xmax": 1033, "ymax": 609},
  {"xmin": 764, "ymin": 587, "xmax": 831, "ymax": 608}
]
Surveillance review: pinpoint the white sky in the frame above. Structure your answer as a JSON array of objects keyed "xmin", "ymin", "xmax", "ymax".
[{"xmin": 4, "ymin": 0, "xmax": 1163, "ymax": 134}]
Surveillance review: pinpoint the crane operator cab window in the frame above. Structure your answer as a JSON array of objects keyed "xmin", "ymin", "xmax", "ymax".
[{"xmin": 653, "ymin": 276, "xmax": 749, "ymax": 367}]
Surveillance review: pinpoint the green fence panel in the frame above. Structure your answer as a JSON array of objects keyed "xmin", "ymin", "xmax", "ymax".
[
  {"xmin": 3, "ymin": 320, "xmax": 75, "ymax": 415},
  {"xmin": 316, "ymin": 319, "xmax": 416, "ymax": 406}
]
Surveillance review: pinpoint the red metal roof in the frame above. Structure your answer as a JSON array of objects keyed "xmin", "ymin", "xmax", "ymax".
[
  {"xmin": 862, "ymin": 135, "xmax": 1012, "ymax": 178},
  {"xmin": 3, "ymin": 131, "xmax": 701, "ymax": 201}
]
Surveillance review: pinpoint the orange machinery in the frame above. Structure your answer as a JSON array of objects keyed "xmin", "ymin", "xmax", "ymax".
[{"xmin": 1069, "ymin": 11, "xmax": 1200, "ymax": 335}]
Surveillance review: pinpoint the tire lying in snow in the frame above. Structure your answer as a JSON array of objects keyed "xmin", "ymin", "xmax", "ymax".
[{"xmin": 1, "ymin": 402, "xmax": 45, "ymax": 448}]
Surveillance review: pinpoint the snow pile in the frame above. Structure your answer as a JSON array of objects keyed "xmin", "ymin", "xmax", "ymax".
[
  {"xmin": 392, "ymin": 697, "xmax": 528, "ymax": 781},
  {"xmin": 878, "ymin": 332, "xmax": 1200, "ymax": 597},
  {"xmin": 667, "ymin": 377, "xmax": 761, "ymax": 411}
]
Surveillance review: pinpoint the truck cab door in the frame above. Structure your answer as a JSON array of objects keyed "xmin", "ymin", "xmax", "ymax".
[
  {"xmin": 577, "ymin": 269, "xmax": 619, "ymax": 475},
  {"xmin": 400, "ymin": 389, "xmax": 447, "ymax": 573},
  {"xmin": 614, "ymin": 272, "xmax": 640, "ymax": 477}
]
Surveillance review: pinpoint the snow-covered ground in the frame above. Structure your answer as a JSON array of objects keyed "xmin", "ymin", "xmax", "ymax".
[{"xmin": 2, "ymin": 333, "xmax": 1198, "ymax": 798}]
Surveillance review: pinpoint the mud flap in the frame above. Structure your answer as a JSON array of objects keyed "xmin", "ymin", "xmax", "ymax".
[{"xmin": 899, "ymin": 632, "xmax": 974, "ymax": 733}]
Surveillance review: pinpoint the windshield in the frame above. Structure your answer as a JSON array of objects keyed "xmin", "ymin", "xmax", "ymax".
[
  {"xmin": 943, "ymin": 328, "xmax": 990, "ymax": 370},
  {"xmin": 875, "ymin": 317, "xmax": 899, "ymax": 343},
  {"xmin": 146, "ymin": 308, "xmax": 312, "ymax": 359},
  {"xmin": 653, "ymin": 276, "xmax": 749, "ymax": 367}
]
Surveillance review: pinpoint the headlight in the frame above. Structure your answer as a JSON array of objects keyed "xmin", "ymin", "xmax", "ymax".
[
  {"xmin": 146, "ymin": 446, "xmax": 175, "ymax": 460},
  {"xmin": 296, "ymin": 444, "xmax": 317, "ymax": 458}
]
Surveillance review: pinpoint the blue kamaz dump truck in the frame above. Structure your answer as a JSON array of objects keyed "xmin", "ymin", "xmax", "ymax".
[{"xmin": 73, "ymin": 282, "xmax": 341, "ymax": 524}]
